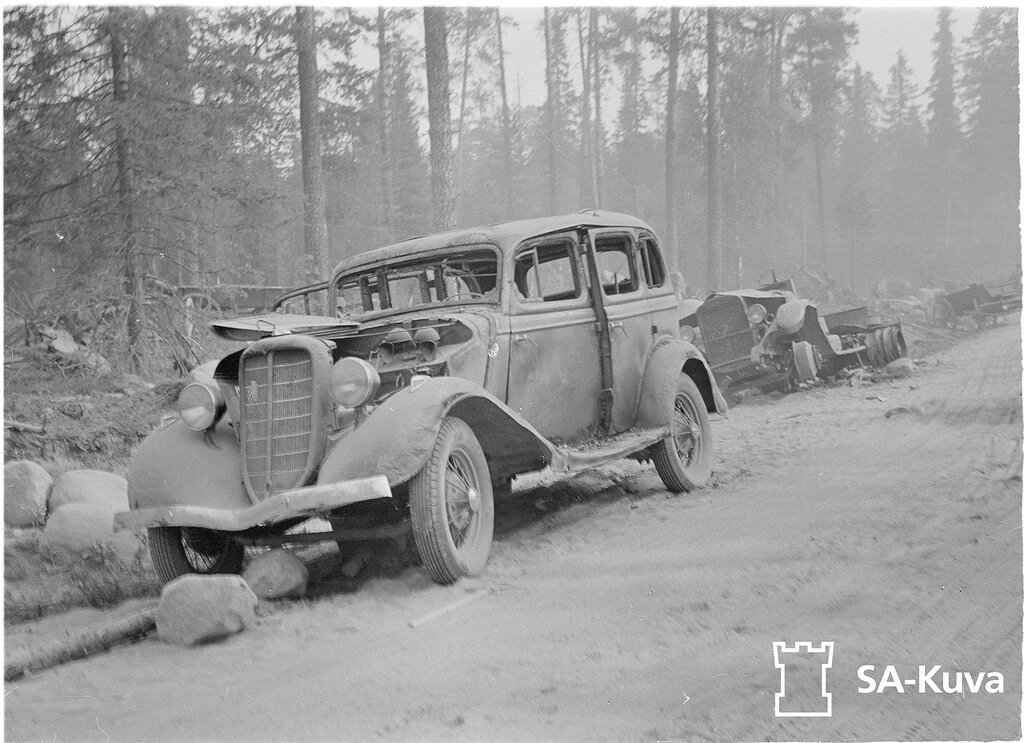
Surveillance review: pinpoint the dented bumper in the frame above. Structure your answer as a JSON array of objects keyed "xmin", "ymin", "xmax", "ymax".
[{"xmin": 114, "ymin": 475, "xmax": 391, "ymax": 532}]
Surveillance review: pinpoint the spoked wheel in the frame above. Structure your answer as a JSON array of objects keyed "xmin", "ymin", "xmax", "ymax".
[
  {"xmin": 651, "ymin": 373, "xmax": 713, "ymax": 492},
  {"xmin": 410, "ymin": 417, "xmax": 494, "ymax": 585},
  {"xmin": 147, "ymin": 526, "xmax": 245, "ymax": 585}
]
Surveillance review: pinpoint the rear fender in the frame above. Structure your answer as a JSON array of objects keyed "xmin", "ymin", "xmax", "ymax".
[
  {"xmin": 317, "ymin": 376, "xmax": 556, "ymax": 488},
  {"xmin": 127, "ymin": 420, "xmax": 250, "ymax": 512},
  {"xmin": 635, "ymin": 340, "xmax": 728, "ymax": 428}
]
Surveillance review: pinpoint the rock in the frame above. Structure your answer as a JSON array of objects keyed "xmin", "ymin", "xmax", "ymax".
[
  {"xmin": 885, "ymin": 357, "xmax": 915, "ymax": 379},
  {"xmin": 243, "ymin": 549, "xmax": 309, "ymax": 599},
  {"xmin": 189, "ymin": 359, "xmax": 219, "ymax": 385},
  {"xmin": 156, "ymin": 574, "xmax": 258, "ymax": 647},
  {"xmin": 4, "ymin": 461, "xmax": 52, "ymax": 528},
  {"xmin": 46, "ymin": 327, "xmax": 79, "ymax": 355},
  {"xmin": 49, "ymin": 470, "xmax": 129, "ymax": 515},
  {"xmin": 44, "ymin": 328, "xmax": 112, "ymax": 373},
  {"xmin": 341, "ymin": 550, "xmax": 372, "ymax": 579},
  {"xmin": 40, "ymin": 502, "xmax": 142, "ymax": 565}
]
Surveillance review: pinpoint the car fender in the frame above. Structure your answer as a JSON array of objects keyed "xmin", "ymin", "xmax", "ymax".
[
  {"xmin": 317, "ymin": 376, "xmax": 557, "ymax": 488},
  {"xmin": 127, "ymin": 419, "xmax": 251, "ymax": 512},
  {"xmin": 635, "ymin": 339, "xmax": 728, "ymax": 428}
]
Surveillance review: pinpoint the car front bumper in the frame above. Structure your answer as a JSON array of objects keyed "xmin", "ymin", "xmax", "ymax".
[{"xmin": 114, "ymin": 475, "xmax": 392, "ymax": 532}]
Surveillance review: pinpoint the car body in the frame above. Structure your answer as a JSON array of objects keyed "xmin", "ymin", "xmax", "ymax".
[
  {"xmin": 686, "ymin": 278, "xmax": 907, "ymax": 397},
  {"xmin": 117, "ymin": 211, "xmax": 726, "ymax": 585}
]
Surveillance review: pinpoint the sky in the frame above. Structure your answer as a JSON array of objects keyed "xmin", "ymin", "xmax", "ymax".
[{"xmin": 496, "ymin": 6, "xmax": 980, "ymax": 108}]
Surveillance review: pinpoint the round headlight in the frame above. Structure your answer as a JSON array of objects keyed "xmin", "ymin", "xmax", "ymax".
[
  {"xmin": 330, "ymin": 357, "xmax": 381, "ymax": 408},
  {"xmin": 679, "ymin": 325, "xmax": 696, "ymax": 344},
  {"xmin": 746, "ymin": 303, "xmax": 767, "ymax": 325},
  {"xmin": 178, "ymin": 382, "xmax": 225, "ymax": 431}
]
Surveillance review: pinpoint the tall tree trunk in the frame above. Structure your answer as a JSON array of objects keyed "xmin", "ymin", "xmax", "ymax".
[
  {"xmin": 590, "ymin": 8, "xmax": 604, "ymax": 207},
  {"xmin": 813, "ymin": 122, "xmax": 828, "ymax": 269},
  {"xmin": 110, "ymin": 11, "xmax": 143, "ymax": 373},
  {"xmin": 424, "ymin": 7, "xmax": 454, "ymax": 230},
  {"xmin": 377, "ymin": 7, "xmax": 394, "ymax": 240},
  {"xmin": 494, "ymin": 8, "xmax": 514, "ymax": 211},
  {"xmin": 543, "ymin": 7, "xmax": 558, "ymax": 213},
  {"xmin": 295, "ymin": 6, "xmax": 328, "ymax": 278},
  {"xmin": 768, "ymin": 11, "xmax": 788, "ymax": 269},
  {"xmin": 665, "ymin": 7, "xmax": 680, "ymax": 270},
  {"xmin": 575, "ymin": 10, "xmax": 596, "ymax": 207},
  {"xmin": 705, "ymin": 7, "xmax": 722, "ymax": 291},
  {"xmin": 456, "ymin": 7, "xmax": 473, "ymax": 185},
  {"xmin": 807, "ymin": 41, "xmax": 828, "ymax": 270}
]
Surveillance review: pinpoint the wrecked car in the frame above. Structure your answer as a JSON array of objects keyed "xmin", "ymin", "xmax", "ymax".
[
  {"xmin": 684, "ymin": 278, "xmax": 906, "ymax": 397},
  {"xmin": 116, "ymin": 212, "xmax": 726, "ymax": 586}
]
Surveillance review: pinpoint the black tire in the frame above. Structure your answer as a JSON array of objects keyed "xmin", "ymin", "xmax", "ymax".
[
  {"xmin": 650, "ymin": 374, "xmax": 713, "ymax": 493},
  {"xmin": 147, "ymin": 526, "xmax": 245, "ymax": 585},
  {"xmin": 409, "ymin": 417, "xmax": 494, "ymax": 585}
]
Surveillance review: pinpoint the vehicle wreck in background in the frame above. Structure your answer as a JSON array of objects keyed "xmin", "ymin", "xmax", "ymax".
[
  {"xmin": 117, "ymin": 212, "xmax": 726, "ymax": 587},
  {"xmin": 681, "ymin": 278, "xmax": 907, "ymax": 398}
]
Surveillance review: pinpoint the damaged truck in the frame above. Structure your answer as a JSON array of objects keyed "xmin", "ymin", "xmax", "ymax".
[{"xmin": 680, "ymin": 278, "xmax": 907, "ymax": 398}]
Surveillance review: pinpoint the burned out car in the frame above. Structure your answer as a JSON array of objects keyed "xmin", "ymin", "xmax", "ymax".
[
  {"xmin": 117, "ymin": 212, "xmax": 726, "ymax": 586},
  {"xmin": 685, "ymin": 279, "xmax": 906, "ymax": 397}
]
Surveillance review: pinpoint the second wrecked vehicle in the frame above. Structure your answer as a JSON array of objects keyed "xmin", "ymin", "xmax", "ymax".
[
  {"xmin": 117, "ymin": 212, "xmax": 726, "ymax": 586},
  {"xmin": 682, "ymin": 278, "xmax": 907, "ymax": 397}
]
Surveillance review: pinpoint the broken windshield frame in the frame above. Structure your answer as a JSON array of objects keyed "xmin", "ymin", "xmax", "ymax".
[{"xmin": 330, "ymin": 245, "xmax": 501, "ymax": 319}]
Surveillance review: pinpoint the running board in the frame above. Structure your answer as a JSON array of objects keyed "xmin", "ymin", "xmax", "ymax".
[{"xmin": 548, "ymin": 426, "xmax": 671, "ymax": 473}]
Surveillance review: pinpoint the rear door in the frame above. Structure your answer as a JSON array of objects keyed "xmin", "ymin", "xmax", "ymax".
[{"xmin": 586, "ymin": 228, "xmax": 653, "ymax": 433}]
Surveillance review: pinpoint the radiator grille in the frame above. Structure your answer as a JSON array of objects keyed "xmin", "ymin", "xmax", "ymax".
[
  {"xmin": 240, "ymin": 348, "xmax": 315, "ymax": 499},
  {"xmin": 698, "ymin": 295, "xmax": 756, "ymax": 371}
]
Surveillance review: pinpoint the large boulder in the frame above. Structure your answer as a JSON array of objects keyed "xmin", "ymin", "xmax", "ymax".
[
  {"xmin": 49, "ymin": 470, "xmax": 128, "ymax": 515},
  {"xmin": 4, "ymin": 461, "xmax": 52, "ymax": 528},
  {"xmin": 40, "ymin": 502, "xmax": 142, "ymax": 565},
  {"xmin": 243, "ymin": 549, "xmax": 309, "ymax": 599},
  {"xmin": 157, "ymin": 574, "xmax": 258, "ymax": 646}
]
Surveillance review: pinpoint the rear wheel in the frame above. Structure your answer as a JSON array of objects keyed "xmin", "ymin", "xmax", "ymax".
[
  {"xmin": 410, "ymin": 417, "xmax": 494, "ymax": 585},
  {"xmin": 651, "ymin": 374, "xmax": 713, "ymax": 493},
  {"xmin": 147, "ymin": 526, "xmax": 245, "ymax": 585}
]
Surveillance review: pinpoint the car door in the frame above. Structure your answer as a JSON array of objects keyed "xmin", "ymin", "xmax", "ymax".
[
  {"xmin": 586, "ymin": 228, "xmax": 654, "ymax": 433},
  {"xmin": 505, "ymin": 232, "xmax": 603, "ymax": 442},
  {"xmin": 636, "ymin": 232, "xmax": 679, "ymax": 341}
]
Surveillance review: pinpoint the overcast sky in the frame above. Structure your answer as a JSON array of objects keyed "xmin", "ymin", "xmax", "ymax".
[{"xmin": 497, "ymin": 6, "xmax": 979, "ymax": 107}]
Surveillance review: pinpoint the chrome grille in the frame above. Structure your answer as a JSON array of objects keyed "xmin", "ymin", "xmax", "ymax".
[{"xmin": 240, "ymin": 348, "xmax": 315, "ymax": 499}]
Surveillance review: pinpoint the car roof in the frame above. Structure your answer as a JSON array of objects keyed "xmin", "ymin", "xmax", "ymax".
[{"xmin": 330, "ymin": 210, "xmax": 654, "ymax": 277}]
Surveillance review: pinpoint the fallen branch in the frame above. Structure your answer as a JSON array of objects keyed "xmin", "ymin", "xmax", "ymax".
[
  {"xmin": 5, "ymin": 607, "xmax": 156, "ymax": 681},
  {"xmin": 408, "ymin": 588, "xmax": 491, "ymax": 629},
  {"xmin": 4, "ymin": 418, "xmax": 45, "ymax": 434}
]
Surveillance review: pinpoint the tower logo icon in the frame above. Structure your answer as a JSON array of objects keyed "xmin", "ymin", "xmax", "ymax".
[{"xmin": 773, "ymin": 641, "xmax": 834, "ymax": 718}]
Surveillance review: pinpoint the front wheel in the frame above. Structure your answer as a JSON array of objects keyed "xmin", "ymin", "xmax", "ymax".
[
  {"xmin": 409, "ymin": 417, "xmax": 494, "ymax": 585},
  {"xmin": 147, "ymin": 526, "xmax": 245, "ymax": 585},
  {"xmin": 650, "ymin": 374, "xmax": 713, "ymax": 493}
]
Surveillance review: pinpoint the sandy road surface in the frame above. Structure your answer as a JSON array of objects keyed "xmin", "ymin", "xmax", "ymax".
[{"xmin": 5, "ymin": 322, "xmax": 1022, "ymax": 742}]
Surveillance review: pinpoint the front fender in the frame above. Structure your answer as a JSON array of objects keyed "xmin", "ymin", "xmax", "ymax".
[
  {"xmin": 635, "ymin": 339, "xmax": 728, "ymax": 427},
  {"xmin": 127, "ymin": 420, "xmax": 250, "ymax": 512},
  {"xmin": 317, "ymin": 376, "xmax": 556, "ymax": 488}
]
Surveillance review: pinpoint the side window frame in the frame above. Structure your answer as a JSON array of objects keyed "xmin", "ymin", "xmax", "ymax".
[
  {"xmin": 592, "ymin": 231, "xmax": 640, "ymax": 299},
  {"xmin": 510, "ymin": 234, "xmax": 588, "ymax": 313},
  {"xmin": 638, "ymin": 233, "xmax": 667, "ymax": 289}
]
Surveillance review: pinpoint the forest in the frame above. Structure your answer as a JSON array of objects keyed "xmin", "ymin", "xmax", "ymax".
[{"xmin": 3, "ymin": 7, "xmax": 1020, "ymax": 373}]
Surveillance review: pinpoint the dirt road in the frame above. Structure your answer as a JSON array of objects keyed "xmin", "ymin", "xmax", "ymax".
[{"xmin": 6, "ymin": 322, "xmax": 1022, "ymax": 741}]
